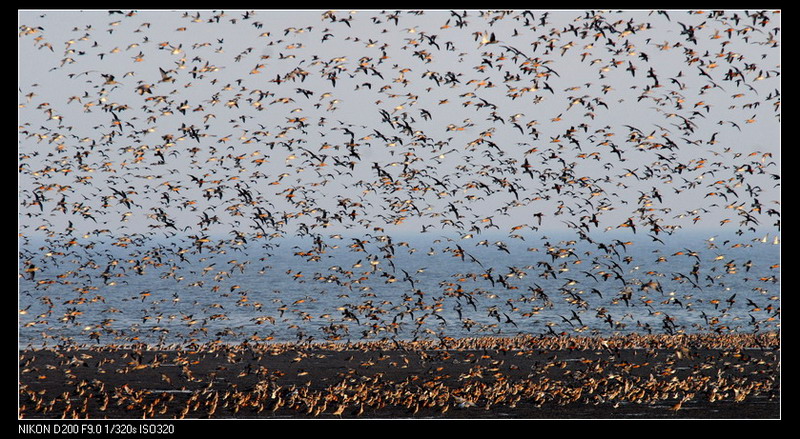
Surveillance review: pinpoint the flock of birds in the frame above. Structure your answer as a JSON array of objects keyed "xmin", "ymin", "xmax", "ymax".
[
  {"xmin": 18, "ymin": 10, "xmax": 780, "ymax": 350},
  {"xmin": 18, "ymin": 332, "xmax": 780, "ymax": 418}
]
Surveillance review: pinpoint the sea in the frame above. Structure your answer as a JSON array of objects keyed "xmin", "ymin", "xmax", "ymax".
[{"xmin": 18, "ymin": 230, "xmax": 780, "ymax": 349}]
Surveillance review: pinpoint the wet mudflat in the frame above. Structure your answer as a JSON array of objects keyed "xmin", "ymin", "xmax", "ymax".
[{"xmin": 19, "ymin": 333, "xmax": 780, "ymax": 420}]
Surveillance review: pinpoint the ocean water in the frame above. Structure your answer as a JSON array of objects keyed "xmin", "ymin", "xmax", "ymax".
[{"xmin": 18, "ymin": 230, "xmax": 780, "ymax": 348}]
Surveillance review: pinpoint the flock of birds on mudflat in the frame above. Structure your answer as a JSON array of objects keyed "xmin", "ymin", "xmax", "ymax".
[
  {"xmin": 19, "ymin": 10, "xmax": 780, "ymax": 349},
  {"xmin": 18, "ymin": 332, "xmax": 779, "ymax": 418}
]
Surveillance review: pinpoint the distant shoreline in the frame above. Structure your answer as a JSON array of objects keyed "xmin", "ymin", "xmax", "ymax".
[{"xmin": 17, "ymin": 331, "xmax": 781, "ymax": 352}]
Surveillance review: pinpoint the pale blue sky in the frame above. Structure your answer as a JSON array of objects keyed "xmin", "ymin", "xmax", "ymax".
[{"xmin": 19, "ymin": 9, "xmax": 781, "ymax": 242}]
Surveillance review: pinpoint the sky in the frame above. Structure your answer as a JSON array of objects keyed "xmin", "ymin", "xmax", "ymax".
[{"xmin": 18, "ymin": 9, "xmax": 781, "ymax": 245}]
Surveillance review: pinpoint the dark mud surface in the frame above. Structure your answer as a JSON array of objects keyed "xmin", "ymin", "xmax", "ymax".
[{"xmin": 19, "ymin": 334, "xmax": 780, "ymax": 420}]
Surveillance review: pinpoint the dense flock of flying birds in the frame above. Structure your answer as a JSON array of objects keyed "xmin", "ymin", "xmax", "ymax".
[{"xmin": 18, "ymin": 10, "xmax": 780, "ymax": 349}]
